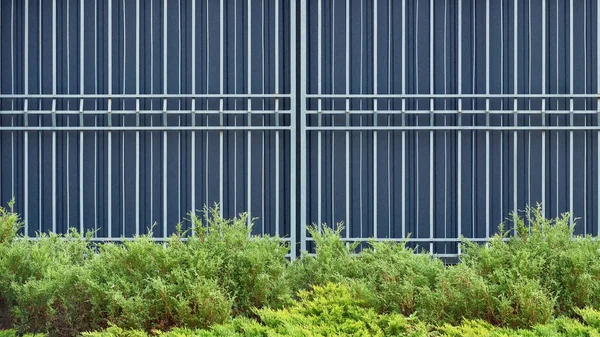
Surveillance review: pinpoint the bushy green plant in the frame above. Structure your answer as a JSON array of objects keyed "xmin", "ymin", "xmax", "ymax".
[
  {"xmin": 0, "ymin": 229, "xmax": 92, "ymax": 334},
  {"xmin": 188, "ymin": 206, "xmax": 292, "ymax": 316},
  {"xmin": 290, "ymin": 225, "xmax": 445, "ymax": 318},
  {"xmin": 461, "ymin": 205, "xmax": 600, "ymax": 317},
  {"xmin": 230, "ymin": 283, "xmax": 430, "ymax": 337},
  {"xmin": 0, "ymin": 199, "xmax": 20, "ymax": 245},
  {"xmin": 0, "ymin": 330, "xmax": 16, "ymax": 337},
  {"xmin": 10, "ymin": 264, "xmax": 99, "ymax": 336},
  {"xmin": 85, "ymin": 230, "xmax": 231, "ymax": 331},
  {"xmin": 0, "ymin": 200, "xmax": 21, "ymax": 329}
]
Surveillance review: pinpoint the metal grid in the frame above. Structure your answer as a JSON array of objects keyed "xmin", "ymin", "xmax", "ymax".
[
  {"xmin": 300, "ymin": 0, "xmax": 600, "ymax": 256},
  {"xmin": 2, "ymin": 0, "xmax": 600, "ymax": 259},
  {"xmin": 0, "ymin": 0, "xmax": 296, "ymax": 258}
]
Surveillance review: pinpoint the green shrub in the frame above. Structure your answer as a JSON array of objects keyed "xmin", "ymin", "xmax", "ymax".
[
  {"xmin": 0, "ymin": 330, "xmax": 16, "ymax": 337},
  {"xmin": 0, "ymin": 200, "xmax": 21, "ymax": 329},
  {"xmin": 11, "ymin": 264, "xmax": 99, "ymax": 336},
  {"xmin": 0, "ymin": 230, "xmax": 92, "ymax": 334},
  {"xmin": 232, "ymin": 283, "xmax": 430, "ymax": 337},
  {"xmin": 289, "ymin": 225, "xmax": 444, "ymax": 318},
  {"xmin": 0, "ymin": 199, "xmax": 20, "ymax": 245},
  {"xmin": 188, "ymin": 206, "xmax": 292, "ymax": 316},
  {"xmin": 85, "ymin": 231, "xmax": 231, "ymax": 331},
  {"xmin": 462, "ymin": 205, "xmax": 600, "ymax": 317}
]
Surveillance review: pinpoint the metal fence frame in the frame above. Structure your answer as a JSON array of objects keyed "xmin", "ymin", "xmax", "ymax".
[
  {"xmin": 2, "ymin": 0, "xmax": 600, "ymax": 259},
  {"xmin": 299, "ymin": 0, "xmax": 600, "ymax": 257}
]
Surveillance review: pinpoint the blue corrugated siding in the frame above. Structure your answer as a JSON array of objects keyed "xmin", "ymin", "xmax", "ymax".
[{"xmin": 0, "ymin": 0, "xmax": 599, "ymax": 256}]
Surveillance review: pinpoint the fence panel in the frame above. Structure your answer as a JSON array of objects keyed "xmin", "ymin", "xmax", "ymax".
[
  {"xmin": 300, "ymin": 0, "xmax": 600, "ymax": 256},
  {"xmin": 0, "ymin": 0, "xmax": 296, "ymax": 257}
]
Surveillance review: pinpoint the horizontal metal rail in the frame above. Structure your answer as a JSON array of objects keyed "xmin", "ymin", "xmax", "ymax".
[
  {"xmin": 305, "ymin": 126, "xmax": 600, "ymax": 131},
  {"xmin": 0, "ymin": 126, "xmax": 292, "ymax": 131},
  {"xmin": 305, "ymin": 94, "xmax": 600, "ymax": 98},
  {"xmin": 2, "ymin": 110, "xmax": 292, "ymax": 115},
  {"xmin": 305, "ymin": 109, "xmax": 599, "ymax": 115},
  {"xmin": 0, "ymin": 94, "xmax": 289, "ymax": 99},
  {"xmin": 304, "ymin": 237, "xmax": 509, "ymax": 243}
]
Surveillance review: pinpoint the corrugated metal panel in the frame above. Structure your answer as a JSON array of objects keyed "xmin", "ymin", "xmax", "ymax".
[
  {"xmin": 0, "ymin": 0, "xmax": 296, "ymax": 258},
  {"xmin": 300, "ymin": 0, "xmax": 599, "ymax": 255},
  {"xmin": 1, "ymin": 0, "xmax": 599, "ymax": 258}
]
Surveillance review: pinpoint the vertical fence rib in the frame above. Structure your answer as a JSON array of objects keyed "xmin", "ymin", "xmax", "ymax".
[
  {"xmin": 108, "ymin": 0, "xmax": 113, "ymax": 238},
  {"xmin": 52, "ymin": 0, "xmax": 57, "ymax": 234},
  {"xmin": 135, "ymin": 0, "xmax": 140, "ymax": 236},
  {"xmin": 162, "ymin": 0, "xmax": 167, "ymax": 238},
  {"xmin": 345, "ymin": 0, "xmax": 350, "ymax": 241},
  {"xmin": 317, "ymin": 0, "xmax": 322, "ymax": 230},
  {"xmin": 290, "ymin": 0, "xmax": 297, "ymax": 259},
  {"xmin": 80, "ymin": 0, "xmax": 84, "ymax": 234},
  {"xmin": 541, "ymin": 0, "xmax": 546, "ymax": 216},
  {"xmin": 247, "ymin": 0, "xmax": 253, "ymax": 229},
  {"xmin": 457, "ymin": 0, "xmax": 462, "ymax": 254},
  {"xmin": 274, "ymin": 0, "xmax": 280, "ymax": 237},
  {"xmin": 24, "ymin": 0, "xmax": 29, "ymax": 236},
  {"xmin": 191, "ymin": 0, "xmax": 196, "ymax": 223},
  {"xmin": 569, "ymin": 0, "xmax": 574, "ymax": 226},
  {"xmin": 219, "ymin": 0, "xmax": 224, "ymax": 216},
  {"xmin": 485, "ymin": 0, "xmax": 490, "ymax": 243},
  {"xmin": 429, "ymin": 0, "xmax": 434, "ymax": 253},
  {"xmin": 373, "ymin": 0, "xmax": 378, "ymax": 238},
  {"xmin": 401, "ymin": 0, "xmax": 406, "ymax": 240},
  {"xmin": 513, "ymin": 0, "xmax": 518, "ymax": 226},
  {"xmin": 300, "ymin": 0, "xmax": 307, "ymax": 253}
]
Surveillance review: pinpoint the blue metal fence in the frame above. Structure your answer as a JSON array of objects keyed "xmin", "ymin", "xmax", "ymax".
[{"xmin": 1, "ymin": 0, "xmax": 599, "ymax": 257}]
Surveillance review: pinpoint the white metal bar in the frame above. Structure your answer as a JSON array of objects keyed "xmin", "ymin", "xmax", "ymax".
[
  {"xmin": 513, "ymin": 0, "xmax": 518, "ymax": 226},
  {"xmin": 219, "ymin": 0, "xmax": 224, "ymax": 216},
  {"xmin": 108, "ymin": 0, "xmax": 113, "ymax": 238},
  {"xmin": 457, "ymin": 0, "xmax": 462, "ymax": 254},
  {"xmin": 52, "ymin": 0, "xmax": 57, "ymax": 233},
  {"xmin": 429, "ymin": 0, "xmax": 434, "ymax": 253},
  {"xmin": 2, "ymin": 93, "xmax": 592, "ymax": 99},
  {"xmin": 401, "ymin": 0, "xmax": 406, "ymax": 240},
  {"xmin": 300, "ymin": 0, "xmax": 307, "ymax": 252},
  {"xmin": 94, "ymin": 0, "xmax": 98, "ymax": 236},
  {"xmin": 135, "ymin": 0, "xmax": 140, "ymax": 236},
  {"xmin": 248, "ymin": 0, "xmax": 253, "ymax": 229},
  {"xmin": 275, "ymin": 0, "xmax": 280, "ymax": 237},
  {"xmin": 10, "ymin": 0, "xmax": 14, "ymax": 205},
  {"xmin": 345, "ymin": 0, "xmax": 350, "ymax": 241},
  {"xmin": 163, "ymin": 0, "xmax": 167, "ymax": 238},
  {"xmin": 191, "ymin": 0, "xmax": 196, "ymax": 225},
  {"xmin": 24, "ymin": 0, "xmax": 29, "ymax": 236},
  {"xmin": 261, "ymin": 0, "xmax": 265, "ymax": 236},
  {"xmin": 317, "ymin": 0, "xmax": 322, "ymax": 230},
  {"xmin": 290, "ymin": 0, "xmax": 298, "ymax": 259},
  {"xmin": 569, "ymin": 0, "xmax": 573, "ymax": 226},
  {"xmin": 373, "ymin": 0, "xmax": 378, "ymax": 238},
  {"xmin": 485, "ymin": 0, "xmax": 490, "ymax": 243},
  {"xmin": 66, "ymin": 0, "xmax": 71, "ymax": 230},
  {"xmin": 541, "ymin": 0, "xmax": 546, "ymax": 216}
]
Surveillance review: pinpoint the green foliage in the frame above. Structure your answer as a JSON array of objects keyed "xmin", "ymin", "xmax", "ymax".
[
  {"xmin": 0, "ymin": 229, "xmax": 92, "ymax": 333},
  {"xmin": 0, "ymin": 199, "xmax": 20, "ymax": 245},
  {"xmin": 0, "ymin": 204, "xmax": 289, "ymax": 336},
  {"xmin": 218, "ymin": 283, "xmax": 430, "ymax": 337},
  {"xmin": 462, "ymin": 205, "xmax": 600, "ymax": 317},
  {"xmin": 188, "ymin": 206, "xmax": 292, "ymax": 316},
  {"xmin": 0, "ymin": 330, "xmax": 16, "ymax": 337},
  {"xmin": 77, "ymin": 290, "xmax": 600, "ymax": 337},
  {"xmin": 5, "ymin": 201, "xmax": 600, "ymax": 335},
  {"xmin": 85, "ymin": 230, "xmax": 232, "ymax": 331},
  {"xmin": 290, "ymin": 225, "xmax": 444, "ymax": 318}
]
